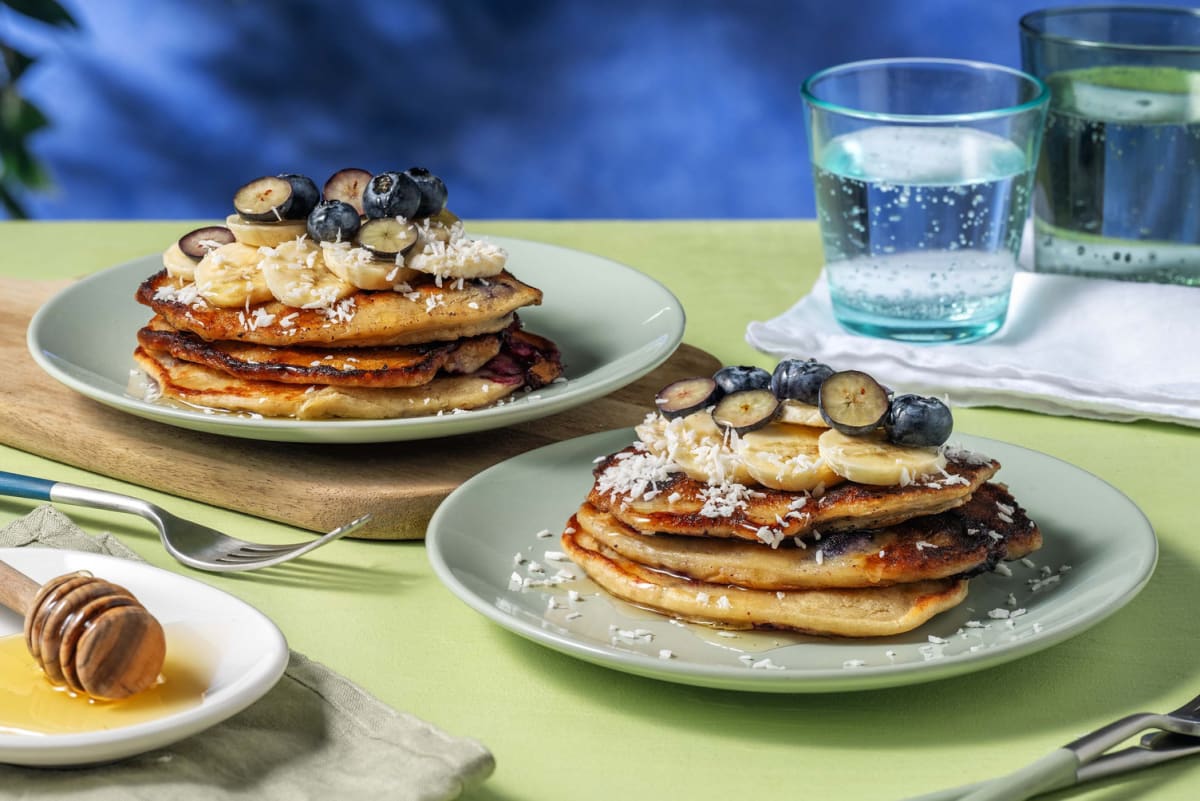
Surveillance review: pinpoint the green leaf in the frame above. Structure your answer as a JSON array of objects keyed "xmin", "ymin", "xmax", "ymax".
[
  {"xmin": 1, "ymin": 44, "xmax": 36, "ymax": 82},
  {"xmin": 0, "ymin": 181, "xmax": 29, "ymax": 219},
  {"xmin": 0, "ymin": 91, "xmax": 49, "ymax": 137},
  {"xmin": 1, "ymin": 138, "xmax": 50, "ymax": 188},
  {"xmin": 2, "ymin": 0, "xmax": 78, "ymax": 29}
]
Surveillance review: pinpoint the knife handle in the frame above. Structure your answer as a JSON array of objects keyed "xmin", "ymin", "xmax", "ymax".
[{"xmin": 0, "ymin": 471, "xmax": 55, "ymax": 502}]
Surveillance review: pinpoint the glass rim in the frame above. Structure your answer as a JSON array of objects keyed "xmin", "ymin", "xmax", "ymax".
[
  {"xmin": 800, "ymin": 57, "xmax": 1049, "ymax": 124},
  {"xmin": 1020, "ymin": 5, "xmax": 1200, "ymax": 54}
]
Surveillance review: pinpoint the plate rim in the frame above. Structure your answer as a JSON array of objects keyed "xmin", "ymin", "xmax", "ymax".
[
  {"xmin": 0, "ymin": 548, "xmax": 288, "ymax": 765},
  {"xmin": 426, "ymin": 429, "xmax": 1158, "ymax": 693},
  {"xmin": 26, "ymin": 235, "xmax": 685, "ymax": 443}
]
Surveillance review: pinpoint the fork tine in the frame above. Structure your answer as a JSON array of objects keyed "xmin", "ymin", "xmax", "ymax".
[
  {"xmin": 1169, "ymin": 692, "xmax": 1200, "ymax": 720},
  {"xmin": 208, "ymin": 514, "xmax": 373, "ymax": 571},
  {"xmin": 231, "ymin": 543, "xmax": 308, "ymax": 554}
]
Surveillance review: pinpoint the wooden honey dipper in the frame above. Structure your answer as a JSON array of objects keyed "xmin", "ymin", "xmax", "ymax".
[{"xmin": 0, "ymin": 559, "xmax": 166, "ymax": 700}]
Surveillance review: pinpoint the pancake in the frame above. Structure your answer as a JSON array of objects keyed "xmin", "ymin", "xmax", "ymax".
[
  {"xmin": 587, "ymin": 445, "xmax": 1000, "ymax": 542},
  {"xmin": 136, "ymin": 268, "xmax": 542, "ymax": 347},
  {"xmin": 132, "ymin": 327, "xmax": 562, "ymax": 420},
  {"xmin": 561, "ymin": 526, "xmax": 969, "ymax": 637},
  {"xmin": 136, "ymin": 314, "xmax": 503, "ymax": 388},
  {"xmin": 573, "ymin": 481, "xmax": 1040, "ymax": 590}
]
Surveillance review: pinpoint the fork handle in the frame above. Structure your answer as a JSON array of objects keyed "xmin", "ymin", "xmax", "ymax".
[
  {"xmin": 0, "ymin": 470, "xmax": 155, "ymax": 520},
  {"xmin": 0, "ymin": 471, "xmax": 55, "ymax": 501}
]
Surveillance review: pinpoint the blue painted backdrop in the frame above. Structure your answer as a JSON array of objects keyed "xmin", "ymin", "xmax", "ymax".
[{"xmin": 5, "ymin": 0, "xmax": 1193, "ymax": 220}]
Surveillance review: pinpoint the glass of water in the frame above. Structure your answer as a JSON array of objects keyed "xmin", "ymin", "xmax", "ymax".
[
  {"xmin": 802, "ymin": 58, "xmax": 1049, "ymax": 343},
  {"xmin": 1021, "ymin": 6, "xmax": 1200, "ymax": 285}
]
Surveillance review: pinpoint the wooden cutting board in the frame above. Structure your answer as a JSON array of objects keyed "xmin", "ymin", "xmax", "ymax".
[{"xmin": 0, "ymin": 276, "xmax": 719, "ymax": 539}]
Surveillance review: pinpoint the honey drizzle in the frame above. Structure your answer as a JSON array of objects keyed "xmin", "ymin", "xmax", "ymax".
[{"xmin": 0, "ymin": 625, "xmax": 212, "ymax": 736}]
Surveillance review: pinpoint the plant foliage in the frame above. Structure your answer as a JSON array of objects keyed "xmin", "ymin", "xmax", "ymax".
[{"xmin": 0, "ymin": 0, "xmax": 76, "ymax": 218}]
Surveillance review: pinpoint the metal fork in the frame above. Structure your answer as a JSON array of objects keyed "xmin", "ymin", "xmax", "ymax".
[
  {"xmin": 0, "ymin": 470, "xmax": 369, "ymax": 572},
  {"xmin": 906, "ymin": 692, "xmax": 1200, "ymax": 801}
]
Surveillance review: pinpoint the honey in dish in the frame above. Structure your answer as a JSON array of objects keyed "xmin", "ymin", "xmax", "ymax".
[{"xmin": 0, "ymin": 626, "xmax": 212, "ymax": 736}]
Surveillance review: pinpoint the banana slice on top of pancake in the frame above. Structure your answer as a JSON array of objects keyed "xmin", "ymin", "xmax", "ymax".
[
  {"xmin": 818, "ymin": 428, "xmax": 947, "ymax": 486},
  {"xmin": 260, "ymin": 238, "xmax": 356, "ymax": 308},
  {"xmin": 224, "ymin": 213, "xmax": 308, "ymax": 247},
  {"xmin": 643, "ymin": 411, "xmax": 755, "ymax": 486},
  {"xmin": 735, "ymin": 422, "xmax": 843, "ymax": 492},
  {"xmin": 193, "ymin": 242, "xmax": 274, "ymax": 308},
  {"xmin": 162, "ymin": 241, "xmax": 199, "ymax": 282},
  {"xmin": 321, "ymin": 241, "xmax": 423, "ymax": 291},
  {"xmin": 406, "ymin": 237, "xmax": 508, "ymax": 280}
]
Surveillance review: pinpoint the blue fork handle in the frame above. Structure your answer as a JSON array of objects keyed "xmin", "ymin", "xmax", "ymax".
[
  {"xmin": 0, "ymin": 470, "xmax": 151, "ymax": 520},
  {"xmin": 0, "ymin": 471, "xmax": 57, "ymax": 502}
]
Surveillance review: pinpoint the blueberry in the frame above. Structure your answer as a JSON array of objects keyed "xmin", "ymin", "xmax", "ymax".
[
  {"xmin": 404, "ymin": 167, "xmax": 448, "ymax": 217},
  {"xmin": 363, "ymin": 171, "xmax": 421, "ymax": 219},
  {"xmin": 323, "ymin": 167, "xmax": 372, "ymax": 215},
  {"xmin": 712, "ymin": 365, "xmax": 771, "ymax": 395},
  {"xmin": 277, "ymin": 173, "xmax": 319, "ymax": 219},
  {"xmin": 818, "ymin": 370, "xmax": 890, "ymax": 435},
  {"xmin": 771, "ymin": 359, "xmax": 834, "ymax": 405},
  {"xmin": 885, "ymin": 395, "xmax": 954, "ymax": 447},
  {"xmin": 306, "ymin": 200, "xmax": 361, "ymax": 243}
]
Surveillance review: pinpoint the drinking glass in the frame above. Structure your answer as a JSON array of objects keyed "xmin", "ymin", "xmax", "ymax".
[
  {"xmin": 1021, "ymin": 6, "xmax": 1200, "ymax": 285},
  {"xmin": 802, "ymin": 58, "xmax": 1049, "ymax": 343}
]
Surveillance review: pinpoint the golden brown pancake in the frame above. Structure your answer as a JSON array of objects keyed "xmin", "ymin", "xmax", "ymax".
[
  {"xmin": 136, "ymin": 269, "xmax": 542, "ymax": 347},
  {"xmin": 132, "ymin": 327, "xmax": 562, "ymax": 420},
  {"xmin": 561, "ymin": 526, "xmax": 969, "ymax": 637},
  {"xmin": 136, "ymin": 315, "xmax": 503, "ymax": 388},
  {"xmin": 573, "ymin": 481, "xmax": 1040, "ymax": 590},
  {"xmin": 587, "ymin": 446, "xmax": 1000, "ymax": 542}
]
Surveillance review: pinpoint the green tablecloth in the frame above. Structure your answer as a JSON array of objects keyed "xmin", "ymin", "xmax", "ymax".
[{"xmin": 2, "ymin": 220, "xmax": 1198, "ymax": 800}]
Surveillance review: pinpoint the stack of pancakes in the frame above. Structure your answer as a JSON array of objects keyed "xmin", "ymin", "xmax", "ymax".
[
  {"xmin": 562, "ymin": 437, "xmax": 1041, "ymax": 638},
  {"xmin": 132, "ymin": 247, "xmax": 562, "ymax": 420}
]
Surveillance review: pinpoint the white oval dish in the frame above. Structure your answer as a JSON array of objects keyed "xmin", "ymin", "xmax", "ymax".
[{"xmin": 0, "ymin": 548, "xmax": 287, "ymax": 766}]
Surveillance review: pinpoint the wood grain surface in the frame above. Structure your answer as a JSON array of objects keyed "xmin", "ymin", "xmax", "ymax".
[{"xmin": 0, "ymin": 276, "xmax": 719, "ymax": 540}]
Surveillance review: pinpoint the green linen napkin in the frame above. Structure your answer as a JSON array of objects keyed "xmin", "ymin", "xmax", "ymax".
[{"xmin": 0, "ymin": 505, "xmax": 495, "ymax": 800}]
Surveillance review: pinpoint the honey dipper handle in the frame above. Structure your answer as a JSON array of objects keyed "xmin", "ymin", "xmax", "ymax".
[{"xmin": 0, "ymin": 558, "xmax": 41, "ymax": 616}]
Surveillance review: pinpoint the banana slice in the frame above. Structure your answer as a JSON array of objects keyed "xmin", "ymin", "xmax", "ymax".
[
  {"xmin": 817, "ymin": 428, "xmax": 947, "ymax": 486},
  {"xmin": 162, "ymin": 241, "xmax": 198, "ymax": 282},
  {"xmin": 777, "ymin": 399, "xmax": 829, "ymax": 428},
  {"xmin": 657, "ymin": 411, "xmax": 754, "ymax": 486},
  {"xmin": 261, "ymin": 239, "xmax": 355, "ymax": 308},
  {"xmin": 192, "ymin": 242, "xmax": 274, "ymax": 308},
  {"xmin": 321, "ymin": 241, "xmax": 422, "ymax": 290},
  {"xmin": 406, "ymin": 236, "xmax": 507, "ymax": 280},
  {"xmin": 736, "ymin": 423, "xmax": 843, "ymax": 492},
  {"xmin": 635, "ymin": 412, "xmax": 669, "ymax": 453},
  {"xmin": 225, "ymin": 213, "xmax": 308, "ymax": 247},
  {"xmin": 415, "ymin": 209, "xmax": 463, "ymax": 246}
]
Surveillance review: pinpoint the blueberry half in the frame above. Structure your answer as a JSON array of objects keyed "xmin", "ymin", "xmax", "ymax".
[
  {"xmin": 818, "ymin": 370, "xmax": 890, "ymax": 435},
  {"xmin": 323, "ymin": 168, "xmax": 372, "ymax": 215}
]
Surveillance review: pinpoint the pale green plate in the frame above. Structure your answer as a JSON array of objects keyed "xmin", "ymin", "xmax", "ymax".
[
  {"xmin": 427, "ymin": 430, "xmax": 1157, "ymax": 693},
  {"xmin": 27, "ymin": 237, "xmax": 684, "ymax": 443}
]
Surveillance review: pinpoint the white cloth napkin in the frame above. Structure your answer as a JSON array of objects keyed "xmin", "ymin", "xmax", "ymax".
[{"xmin": 745, "ymin": 270, "xmax": 1200, "ymax": 427}]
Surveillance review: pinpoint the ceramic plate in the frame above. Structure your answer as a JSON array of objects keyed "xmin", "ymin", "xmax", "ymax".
[
  {"xmin": 0, "ymin": 548, "xmax": 287, "ymax": 765},
  {"xmin": 27, "ymin": 236, "xmax": 684, "ymax": 443},
  {"xmin": 427, "ymin": 430, "xmax": 1157, "ymax": 693}
]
